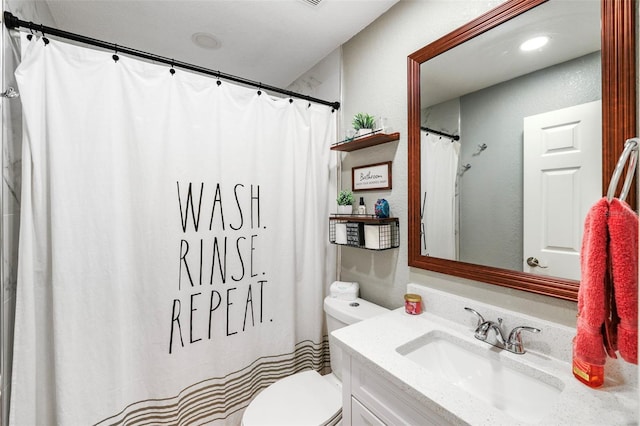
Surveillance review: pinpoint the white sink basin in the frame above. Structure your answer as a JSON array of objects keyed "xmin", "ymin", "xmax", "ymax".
[{"xmin": 396, "ymin": 330, "xmax": 564, "ymax": 423}]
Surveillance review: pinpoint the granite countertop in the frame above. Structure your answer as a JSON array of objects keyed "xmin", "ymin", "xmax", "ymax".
[{"xmin": 332, "ymin": 306, "xmax": 638, "ymax": 425}]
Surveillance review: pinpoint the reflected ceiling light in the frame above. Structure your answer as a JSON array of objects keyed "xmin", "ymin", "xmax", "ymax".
[
  {"xmin": 520, "ymin": 36, "xmax": 549, "ymax": 51},
  {"xmin": 192, "ymin": 32, "xmax": 222, "ymax": 50}
]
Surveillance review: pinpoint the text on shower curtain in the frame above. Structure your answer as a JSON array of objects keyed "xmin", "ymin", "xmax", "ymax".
[{"xmin": 169, "ymin": 181, "xmax": 270, "ymax": 354}]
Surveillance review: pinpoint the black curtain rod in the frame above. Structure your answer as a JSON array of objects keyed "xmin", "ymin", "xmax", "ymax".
[
  {"xmin": 3, "ymin": 11, "xmax": 341, "ymax": 111},
  {"xmin": 421, "ymin": 126, "xmax": 460, "ymax": 141}
]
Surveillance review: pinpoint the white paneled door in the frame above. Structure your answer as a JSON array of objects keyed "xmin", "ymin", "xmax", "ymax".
[{"xmin": 523, "ymin": 100, "xmax": 602, "ymax": 280}]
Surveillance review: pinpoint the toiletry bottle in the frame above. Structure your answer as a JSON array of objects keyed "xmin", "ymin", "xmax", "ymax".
[
  {"xmin": 358, "ymin": 197, "xmax": 366, "ymax": 215},
  {"xmin": 572, "ymin": 346, "xmax": 604, "ymax": 388}
]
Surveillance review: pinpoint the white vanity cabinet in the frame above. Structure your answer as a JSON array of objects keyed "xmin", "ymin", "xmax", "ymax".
[
  {"xmin": 333, "ymin": 288, "xmax": 638, "ymax": 425},
  {"xmin": 341, "ymin": 354, "xmax": 452, "ymax": 426}
]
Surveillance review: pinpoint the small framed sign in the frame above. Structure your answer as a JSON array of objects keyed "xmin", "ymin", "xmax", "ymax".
[{"xmin": 352, "ymin": 161, "xmax": 392, "ymax": 191}]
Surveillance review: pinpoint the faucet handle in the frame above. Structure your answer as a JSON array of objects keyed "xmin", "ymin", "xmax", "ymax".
[
  {"xmin": 464, "ymin": 307, "xmax": 485, "ymax": 329},
  {"xmin": 506, "ymin": 326, "xmax": 541, "ymax": 354}
]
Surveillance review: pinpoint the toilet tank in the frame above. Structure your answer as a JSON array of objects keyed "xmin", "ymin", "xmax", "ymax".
[{"xmin": 323, "ymin": 296, "xmax": 388, "ymax": 380}]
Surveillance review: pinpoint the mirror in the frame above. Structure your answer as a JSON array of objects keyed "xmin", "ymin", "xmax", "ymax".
[
  {"xmin": 408, "ymin": 0, "xmax": 636, "ymax": 301},
  {"xmin": 420, "ymin": 2, "xmax": 601, "ymax": 279}
]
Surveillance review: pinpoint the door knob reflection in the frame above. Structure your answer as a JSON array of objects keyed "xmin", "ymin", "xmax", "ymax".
[{"xmin": 526, "ymin": 257, "xmax": 548, "ymax": 268}]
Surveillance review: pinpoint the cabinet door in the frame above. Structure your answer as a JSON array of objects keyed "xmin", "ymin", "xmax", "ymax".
[
  {"xmin": 351, "ymin": 358, "xmax": 451, "ymax": 425},
  {"xmin": 352, "ymin": 397, "xmax": 386, "ymax": 426}
]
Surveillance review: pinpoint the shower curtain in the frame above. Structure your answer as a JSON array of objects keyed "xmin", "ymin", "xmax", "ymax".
[
  {"xmin": 420, "ymin": 132, "xmax": 460, "ymax": 260},
  {"xmin": 10, "ymin": 35, "xmax": 335, "ymax": 425}
]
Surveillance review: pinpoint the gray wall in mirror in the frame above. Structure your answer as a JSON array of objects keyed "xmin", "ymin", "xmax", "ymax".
[
  {"xmin": 422, "ymin": 98, "xmax": 460, "ymax": 135},
  {"xmin": 423, "ymin": 51, "xmax": 601, "ymax": 272}
]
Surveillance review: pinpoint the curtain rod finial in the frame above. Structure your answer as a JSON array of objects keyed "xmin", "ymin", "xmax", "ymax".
[{"xmin": 3, "ymin": 11, "xmax": 19, "ymax": 29}]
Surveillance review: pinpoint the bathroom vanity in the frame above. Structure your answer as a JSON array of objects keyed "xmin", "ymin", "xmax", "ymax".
[{"xmin": 332, "ymin": 284, "xmax": 638, "ymax": 425}]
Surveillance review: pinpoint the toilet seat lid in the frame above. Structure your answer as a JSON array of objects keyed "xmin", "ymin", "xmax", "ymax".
[{"xmin": 242, "ymin": 370, "xmax": 341, "ymax": 426}]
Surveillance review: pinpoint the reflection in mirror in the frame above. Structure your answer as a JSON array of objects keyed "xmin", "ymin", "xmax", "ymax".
[
  {"xmin": 419, "ymin": 0, "xmax": 601, "ymax": 283},
  {"xmin": 408, "ymin": 0, "xmax": 637, "ymax": 301}
]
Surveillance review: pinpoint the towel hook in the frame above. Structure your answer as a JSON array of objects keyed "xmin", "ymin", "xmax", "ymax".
[{"xmin": 607, "ymin": 137, "xmax": 639, "ymax": 202}]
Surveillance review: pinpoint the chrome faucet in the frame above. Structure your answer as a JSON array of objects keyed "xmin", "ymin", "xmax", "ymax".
[
  {"xmin": 505, "ymin": 326, "xmax": 542, "ymax": 354},
  {"xmin": 464, "ymin": 307, "xmax": 541, "ymax": 354},
  {"xmin": 476, "ymin": 318, "xmax": 507, "ymax": 345}
]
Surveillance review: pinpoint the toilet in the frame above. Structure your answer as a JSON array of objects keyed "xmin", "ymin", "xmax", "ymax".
[{"xmin": 242, "ymin": 294, "xmax": 388, "ymax": 426}]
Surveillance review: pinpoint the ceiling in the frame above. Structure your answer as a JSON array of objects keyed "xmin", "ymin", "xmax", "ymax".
[
  {"xmin": 41, "ymin": 0, "xmax": 399, "ymax": 89},
  {"xmin": 421, "ymin": 0, "xmax": 601, "ymax": 107}
]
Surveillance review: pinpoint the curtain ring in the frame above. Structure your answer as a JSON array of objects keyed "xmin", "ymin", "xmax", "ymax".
[
  {"xmin": 216, "ymin": 72, "xmax": 222, "ymax": 86},
  {"xmin": 257, "ymin": 83, "xmax": 262, "ymax": 96},
  {"xmin": 169, "ymin": 60, "xmax": 176, "ymax": 75},
  {"xmin": 112, "ymin": 44, "xmax": 119, "ymax": 62},
  {"xmin": 40, "ymin": 24, "xmax": 49, "ymax": 45}
]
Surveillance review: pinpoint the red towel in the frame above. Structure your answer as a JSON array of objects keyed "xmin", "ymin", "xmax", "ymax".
[
  {"xmin": 574, "ymin": 198, "xmax": 609, "ymax": 366},
  {"xmin": 608, "ymin": 198, "xmax": 638, "ymax": 364},
  {"xmin": 574, "ymin": 197, "xmax": 639, "ymax": 367}
]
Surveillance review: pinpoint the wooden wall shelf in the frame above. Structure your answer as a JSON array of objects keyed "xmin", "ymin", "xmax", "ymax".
[{"xmin": 331, "ymin": 132, "xmax": 400, "ymax": 152}]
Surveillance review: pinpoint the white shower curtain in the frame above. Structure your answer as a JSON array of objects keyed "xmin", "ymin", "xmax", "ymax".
[
  {"xmin": 420, "ymin": 132, "xmax": 460, "ymax": 260},
  {"xmin": 10, "ymin": 35, "xmax": 336, "ymax": 425}
]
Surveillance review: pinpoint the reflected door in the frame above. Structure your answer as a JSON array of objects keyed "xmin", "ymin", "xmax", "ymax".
[{"xmin": 523, "ymin": 100, "xmax": 602, "ymax": 280}]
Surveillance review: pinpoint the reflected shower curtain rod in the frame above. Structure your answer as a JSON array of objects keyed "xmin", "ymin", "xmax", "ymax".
[
  {"xmin": 2, "ymin": 11, "xmax": 341, "ymax": 111},
  {"xmin": 421, "ymin": 126, "xmax": 460, "ymax": 141}
]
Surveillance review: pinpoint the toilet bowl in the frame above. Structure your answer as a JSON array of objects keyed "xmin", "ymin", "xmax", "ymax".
[{"xmin": 241, "ymin": 296, "xmax": 388, "ymax": 426}]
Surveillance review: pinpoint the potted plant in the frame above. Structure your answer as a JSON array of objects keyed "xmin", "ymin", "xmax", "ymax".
[
  {"xmin": 352, "ymin": 113, "xmax": 376, "ymax": 137},
  {"xmin": 336, "ymin": 189, "xmax": 354, "ymax": 214}
]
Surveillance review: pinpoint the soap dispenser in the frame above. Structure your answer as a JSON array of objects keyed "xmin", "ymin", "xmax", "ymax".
[{"xmin": 358, "ymin": 197, "xmax": 366, "ymax": 215}]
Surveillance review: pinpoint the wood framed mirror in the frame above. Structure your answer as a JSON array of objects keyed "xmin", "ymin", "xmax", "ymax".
[{"xmin": 408, "ymin": 0, "xmax": 636, "ymax": 301}]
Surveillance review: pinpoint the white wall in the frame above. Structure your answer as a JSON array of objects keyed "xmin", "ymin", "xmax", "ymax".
[
  {"xmin": 288, "ymin": 47, "xmax": 341, "ymax": 108},
  {"xmin": 339, "ymin": 0, "xmax": 581, "ymax": 326}
]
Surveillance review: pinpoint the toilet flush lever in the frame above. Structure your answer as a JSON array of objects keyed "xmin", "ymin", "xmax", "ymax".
[{"xmin": 526, "ymin": 257, "xmax": 548, "ymax": 268}]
